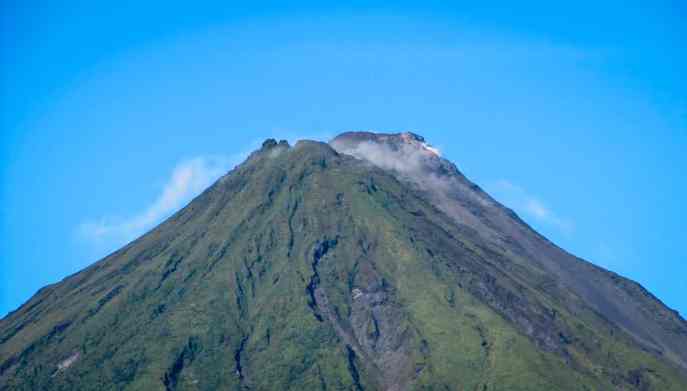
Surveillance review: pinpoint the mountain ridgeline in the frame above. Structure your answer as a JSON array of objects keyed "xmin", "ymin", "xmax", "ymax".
[{"xmin": 1, "ymin": 132, "xmax": 686, "ymax": 390}]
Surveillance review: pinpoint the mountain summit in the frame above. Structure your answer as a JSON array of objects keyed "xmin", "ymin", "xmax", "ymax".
[{"xmin": 1, "ymin": 132, "xmax": 686, "ymax": 390}]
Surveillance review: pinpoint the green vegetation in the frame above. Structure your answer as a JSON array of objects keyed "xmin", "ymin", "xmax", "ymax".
[{"xmin": 1, "ymin": 139, "xmax": 685, "ymax": 390}]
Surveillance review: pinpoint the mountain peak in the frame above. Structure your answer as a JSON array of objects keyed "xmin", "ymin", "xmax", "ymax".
[
  {"xmin": 2, "ymin": 131, "xmax": 687, "ymax": 390},
  {"xmin": 332, "ymin": 130, "xmax": 424, "ymax": 143},
  {"xmin": 329, "ymin": 131, "xmax": 444, "ymax": 178},
  {"xmin": 331, "ymin": 131, "xmax": 439, "ymax": 156}
]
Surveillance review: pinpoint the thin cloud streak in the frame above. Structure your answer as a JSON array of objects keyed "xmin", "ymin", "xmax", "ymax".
[
  {"xmin": 488, "ymin": 179, "xmax": 574, "ymax": 235},
  {"xmin": 78, "ymin": 154, "xmax": 241, "ymax": 247},
  {"xmin": 76, "ymin": 132, "xmax": 331, "ymax": 252}
]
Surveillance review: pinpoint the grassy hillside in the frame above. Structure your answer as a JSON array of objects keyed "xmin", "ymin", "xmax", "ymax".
[{"xmin": 1, "ymin": 139, "xmax": 685, "ymax": 390}]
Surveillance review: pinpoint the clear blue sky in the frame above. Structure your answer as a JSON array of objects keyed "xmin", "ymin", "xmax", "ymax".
[{"xmin": 1, "ymin": 1, "xmax": 685, "ymax": 318}]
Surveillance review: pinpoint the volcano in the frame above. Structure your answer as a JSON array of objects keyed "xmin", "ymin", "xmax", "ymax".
[{"xmin": 1, "ymin": 132, "xmax": 686, "ymax": 390}]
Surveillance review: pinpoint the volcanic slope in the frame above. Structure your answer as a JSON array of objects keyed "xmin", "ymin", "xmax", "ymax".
[{"xmin": 1, "ymin": 135, "xmax": 686, "ymax": 390}]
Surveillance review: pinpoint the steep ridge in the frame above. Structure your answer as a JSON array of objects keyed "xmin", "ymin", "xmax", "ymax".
[{"xmin": 0, "ymin": 135, "xmax": 685, "ymax": 390}]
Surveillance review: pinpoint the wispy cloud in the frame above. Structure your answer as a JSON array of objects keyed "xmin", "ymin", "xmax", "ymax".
[
  {"xmin": 78, "ymin": 155, "xmax": 241, "ymax": 248},
  {"xmin": 487, "ymin": 179, "xmax": 574, "ymax": 235},
  {"xmin": 77, "ymin": 132, "xmax": 331, "ymax": 252}
]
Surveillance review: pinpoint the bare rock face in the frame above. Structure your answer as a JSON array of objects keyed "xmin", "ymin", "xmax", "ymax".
[
  {"xmin": 1, "ymin": 132, "xmax": 686, "ymax": 390},
  {"xmin": 348, "ymin": 280, "xmax": 414, "ymax": 390}
]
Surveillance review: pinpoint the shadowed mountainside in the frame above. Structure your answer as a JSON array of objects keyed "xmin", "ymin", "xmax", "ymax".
[{"xmin": 1, "ymin": 133, "xmax": 686, "ymax": 390}]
